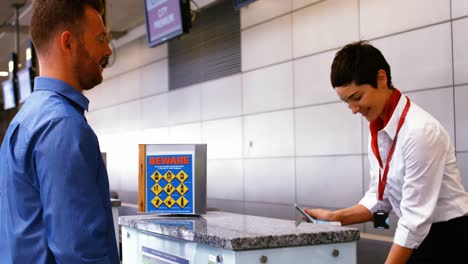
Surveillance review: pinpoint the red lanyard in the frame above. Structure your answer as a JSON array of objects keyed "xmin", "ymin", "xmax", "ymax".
[{"xmin": 372, "ymin": 97, "xmax": 411, "ymax": 201}]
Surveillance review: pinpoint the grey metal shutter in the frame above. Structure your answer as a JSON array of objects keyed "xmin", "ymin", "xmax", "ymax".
[{"xmin": 169, "ymin": 0, "xmax": 241, "ymax": 90}]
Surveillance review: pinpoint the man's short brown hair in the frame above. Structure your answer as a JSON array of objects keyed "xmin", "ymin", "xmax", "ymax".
[{"xmin": 29, "ymin": 0, "xmax": 104, "ymax": 55}]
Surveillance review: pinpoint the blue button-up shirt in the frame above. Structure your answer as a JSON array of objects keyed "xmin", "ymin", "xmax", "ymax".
[{"xmin": 0, "ymin": 77, "xmax": 119, "ymax": 263}]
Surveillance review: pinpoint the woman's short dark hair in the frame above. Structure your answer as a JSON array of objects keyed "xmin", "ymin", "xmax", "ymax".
[
  {"xmin": 30, "ymin": 0, "xmax": 104, "ymax": 55},
  {"xmin": 330, "ymin": 41, "xmax": 393, "ymax": 89}
]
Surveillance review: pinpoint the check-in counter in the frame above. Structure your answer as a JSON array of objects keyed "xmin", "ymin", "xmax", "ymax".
[
  {"xmin": 111, "ymin": 198, "xmax": 121, "ymax": 256},
  {"xmin": 119, "ymin": 211, "xmax": 359, "ymax": 264}
]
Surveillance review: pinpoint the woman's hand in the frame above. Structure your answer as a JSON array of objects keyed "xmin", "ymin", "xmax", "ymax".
[{"xmin": 304, "ymin": 208, "xmax": 335, "ymax": 221}]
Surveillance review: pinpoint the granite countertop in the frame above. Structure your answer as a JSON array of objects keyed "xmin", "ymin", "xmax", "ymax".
[{"xmin": 119, "ymin": 211, "xmax": 359, "ymax": 251}]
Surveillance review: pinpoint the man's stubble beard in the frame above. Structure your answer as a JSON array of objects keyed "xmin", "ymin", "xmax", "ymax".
[{"xmin": 73, "ymin": 41, "xmax": 103, "ymax": 91}]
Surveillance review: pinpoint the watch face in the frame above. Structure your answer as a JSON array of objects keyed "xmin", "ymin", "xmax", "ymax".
[{"xmin": 373, "ymin": 211, "xmax": 390, "ymax": 229}]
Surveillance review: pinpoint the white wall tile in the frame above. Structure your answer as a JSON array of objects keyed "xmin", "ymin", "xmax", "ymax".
[
  {"xmin": 104, "ymin": 37, "xmax": 167, "ymax": 80},
  {"xmin": 242, "ymin": 15, "xmax": 292, "ymax": 71},
  {"xmin": 293, "ymin": 0, "xmax": 359, "ymax": 58},
  {"xmin": 363, "ymin": 154, "xmax": 371, "ymax": 192},
  {"xmin": 104, "ymin": 39, "xmax": 141, "ymax": 79},
  {"xmin": 168, "ymin": 84, "xmax": 201, "ymax": 125},
  {"xmin": 141, "ymin": 93, "xmax": 169, "ymax": 129},
  {"xmin": 169, "ymin": 123, "xmax": 202, "ymax": 144},
  {"xmin": 202, "ymin": 118, "xmax": 243, "ymax": 159},
  {"xmin": 201, "ymin": 75, "xmax": 242, "ymax": 120},
  {"xmin": 453, "ymin": 18, "xmax": 468, "ymax": 85},
  {"xmin": 294, "ymin": 50, "xmax": 338, "ymax": 107},
  {"xmin": 87, "ymin": 106, "xmax": 120, "ymax": 135},
  {"xmin": 244, "ymin": 202, "xmax": 296, "ymax": 220},
  {"xmin": 207, "ymin": 159, "xmax": 244, "ymax": 201},
  {"xmin": 101, "ymin": 132, "xmax": 140, "ymax": 192},
  {"xmin": 140, "ymin": 127, "xmax": 170, "ymax": 144},
  {"xmin": 243, "ymin": 62, "xmax": 293, "ymax": 114},
  {"xmin": 360, "ymin": 0, "xmax": 450, "ymax": 39},
  {"xmin": 362, "ymin": 117, "xmax": 370, "ymax": 155},
  {"xmin": 456, "ymin": 152, "xmax": 468, "ymax": 190},
  {"xmin": 297, "ymin": 156, "xmax": 363, "ymax": 208},
  {"xmin": 241, "ymin": 0, "xmax": 292, "ymax": 29},
  {"xmin": 83, "ymin": 86, "xmax": 98, "ymax": 109},
  {"xmin": 372, "ymin": 23, "xmax": 452, "ymax": 92},
  {"xmin": 295, "ymin": 103, "xmax": 362, "ymax": 155},
  {"xmin": 407, "ymin": 88, "xmax": 455, "ymax": 141},
  {"xmin": 90, "ymin": 76, "xmax": 121, "ymax": 110},
  {"xmin": 137, "ymin": 37, "xmax": 168, "ymax": 67},
  {"xmin": 244, "ymin": 158, "xmax": 295, "ymax": 204},
  {"xmin": 244, "ymin": 110, "xmax": 295, "ymax": 157},
  {"xmin": 206, "ymin": 199, "xmax": 245, "ymax": 214},
  {"xmin": 119, "ymin": 69, "xmax": 141, "ymax": 102},
  {"xmin": 140, "ymin": 59, "xmax": 168, "ymax": 97},
  {"xmin": 292, "ymin": 0, "xmax": 322, "ymax": 10},
  {"xmin": 118, "ymin": 101, "xmax": 141, "ymax": 132},
  {"xmin": 455, "ymin": 86, "xmax": 468, "ymax": 151},
  {"xmin": 97, "ymin": 134, "xmax": 121, "ymax": 190},
  {"xmin": 452, "ymin": 0, "xmax": 468, "ymax": 19}
]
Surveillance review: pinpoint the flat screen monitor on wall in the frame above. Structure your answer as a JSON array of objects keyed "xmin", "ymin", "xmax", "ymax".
[
  {"xmin": 17, "ymin": 68, "xmax": 34, "ymax": 103},
  {"xmin": 233, "ymin": 0, "xmax": 257, "ymax": 9},
  {"xmin": 2, "ymin": 80, "xmax": 16, "ymax": 110},
  {"xmin": 144, "ymin": 0, "xmax": 192, "ymax": 48}
]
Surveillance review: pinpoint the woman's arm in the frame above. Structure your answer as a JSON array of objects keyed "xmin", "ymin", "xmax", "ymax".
[
  {"xmin": 305, "ymin": 204, "xmax": 373, "ymax": 225},
  {"xmin": 385, "ymin": 243, "xmax": 413, "ymax": 264}
]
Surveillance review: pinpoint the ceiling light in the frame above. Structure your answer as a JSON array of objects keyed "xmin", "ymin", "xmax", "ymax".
[{"xmin": 0, "ymin": 71, "xmax": 9, "ymax": 77}]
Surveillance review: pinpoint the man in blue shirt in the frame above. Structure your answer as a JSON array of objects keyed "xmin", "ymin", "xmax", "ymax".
[{"xmin": 0, "ymin": 0, "xmax": 118, "ymax": 263}]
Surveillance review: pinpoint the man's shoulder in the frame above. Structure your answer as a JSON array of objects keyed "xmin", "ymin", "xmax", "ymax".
[{"xmin": 15, "ymin": 90, "xmax": 86, "ymax": 133}]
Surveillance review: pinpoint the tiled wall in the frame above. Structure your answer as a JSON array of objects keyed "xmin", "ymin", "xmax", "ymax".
[{"xmin": 85, "ymin": 0, "xmax": 468, "ymax": 238}]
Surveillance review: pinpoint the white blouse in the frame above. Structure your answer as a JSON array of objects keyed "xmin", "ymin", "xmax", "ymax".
[{"xmin": 359, "ymin": 95, "xmax": 468, "ymax": 249}]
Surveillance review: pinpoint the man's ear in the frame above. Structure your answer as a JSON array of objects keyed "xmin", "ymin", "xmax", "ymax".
[{"xmin": 59, "ymin": 31, "xmax": 74, "ymax": 54}]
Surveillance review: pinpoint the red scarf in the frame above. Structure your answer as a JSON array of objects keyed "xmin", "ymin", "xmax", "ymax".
[{"xmin": 370, "ymin": 89, "xmax": 401, "ymax": 162}]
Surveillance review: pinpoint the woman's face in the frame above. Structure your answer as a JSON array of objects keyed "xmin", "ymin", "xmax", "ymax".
[{"xmin": 335, "ymin": 82, "xmax": 392, "ymax": 122}]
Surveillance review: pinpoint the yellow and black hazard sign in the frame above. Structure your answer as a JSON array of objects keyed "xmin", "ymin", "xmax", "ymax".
[
  {"xmin": 176, "ymin": 170, "xmax": 188, "ymax": 182},
  {"xmin": 164, "ymin": 171, "xmax": 175, "ymax": 182},
  {"xmin": 176, "ymin": 196, "xmax": 189, "ymax": 208},
  {"xmin": 151, "ymin": 184, "xmax": 163, "ymax": 195},
  {"xmin": 151, "ymin": 196, "xmax": 163, "ymax": 208},
  {"xmin": 163, "ymin": 184, "xmax": 175, "ymax": 195},
  {"xmin": 164, "ymin": 196, "xmax": 175, "ymax": 208},
  {"xmin": 176, "ymin": 183, "xmax": 188, "ymax": 195},
  {"xmin": 151, "ymin": 170, "xmax": 163, "ymax": 182}
]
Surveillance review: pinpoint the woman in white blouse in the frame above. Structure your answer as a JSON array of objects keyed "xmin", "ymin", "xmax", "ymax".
[{"xmin": 304, "ymin": 41, "xmax": 468, "ymax": 264}]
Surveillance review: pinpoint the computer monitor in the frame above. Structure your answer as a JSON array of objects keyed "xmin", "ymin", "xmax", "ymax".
[
  {"xmin": 233, "ymin": 0, "xmax": 258, "ymax": 9},
  {"xmin": 17, "ymin": 68, "xmax": 34, "ymax": 103},
  {"xmin": 2, "ymin": 79, "xmax": 16, "ymax": 110},
  {"xmin": 144, "ymin": 0, "xmax": 192, "ymax": 48}
]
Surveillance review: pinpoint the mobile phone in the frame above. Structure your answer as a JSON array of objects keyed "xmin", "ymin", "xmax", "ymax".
[
  {"xmin": 294, "ymin": 204, "xmax": 341, "ymax": 226},
  {"xmin": 294, "ymin": 203, "xmax": 317, "ymax": 223}
]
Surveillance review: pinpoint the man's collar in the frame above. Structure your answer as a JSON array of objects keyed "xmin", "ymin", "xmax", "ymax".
[{"xmin": 33, "ymin": 77, "xmax": 89, "ymax": 111}]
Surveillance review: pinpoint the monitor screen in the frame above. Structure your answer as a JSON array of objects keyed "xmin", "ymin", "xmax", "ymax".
[
  {"xmin": 2, "ymin": 80, "xmax": 16, "ymax": 110},
  {"xmin": 233, "ymin": 0, "xmax": 258, "ymax": 9},
  {"xmin": 18, "ymin": 68, "xmax": 33, "ymax": 103},
  {"xmin": 144, "ymin": 0, "xmax": 189, "ymax": 47}
]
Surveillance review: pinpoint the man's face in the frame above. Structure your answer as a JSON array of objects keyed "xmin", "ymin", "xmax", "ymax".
[
  {"xmin": 335, "ymin": 82, "xmax": 389, "ymax": 122},
  {"xmin": 73, "ymin": 6, "xmax": 112, "ymax": 91}
]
